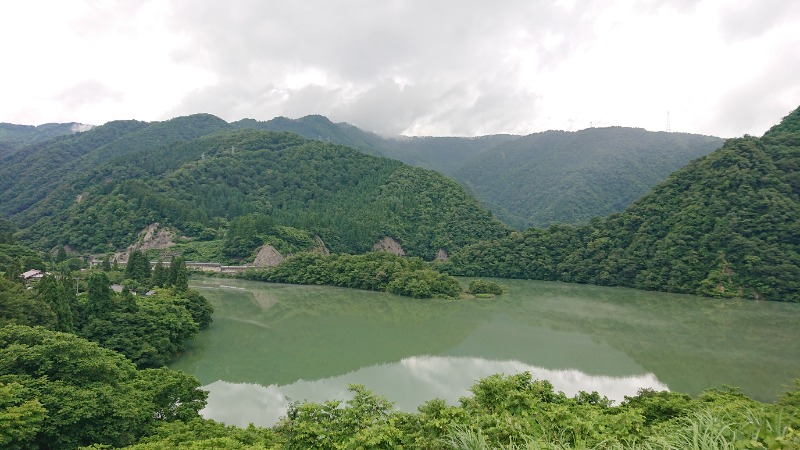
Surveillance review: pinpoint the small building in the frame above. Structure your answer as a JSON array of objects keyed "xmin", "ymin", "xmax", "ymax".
[
  {"xmin": 20, "ymin": 269, "xmax": 49, "ymax": 287},
  {"xmin": 20, "ymin": 269, "xmax": 43, "ymax": 281}
]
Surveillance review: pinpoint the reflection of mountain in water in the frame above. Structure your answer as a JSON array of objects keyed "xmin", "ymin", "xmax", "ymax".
[
  {"xmin": 202, "ymin": 356, "xmax": 668, "ymax": 427},
  {"xmin": 442, "ymin": 315, "xmax": 648, "ymax": 376},
  {"xmin": 175, "ymin": 277, "xmax": 800, "ymax": 409},
  {"xmin": 175, "ymin": 279, "xmax": 483, "ymax": 386}
]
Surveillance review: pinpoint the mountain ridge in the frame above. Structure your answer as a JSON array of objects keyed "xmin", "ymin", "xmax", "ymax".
[
  {"xmin": 0, "ymin": 113, "xmax": 723, "ymax": 230},
  {"xmin": 12, "ymin": 129, "xmax": 510, "ymax": 260},
  {"xmin": 445, "ymin": 105, "xmax": 800, "ymax": 302}
]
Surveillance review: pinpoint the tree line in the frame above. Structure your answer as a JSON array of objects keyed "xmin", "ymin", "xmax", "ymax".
[
  {"xmin": 442, "ymin": 107, "xmax": 800, "ymax": 302},
  {"xmin": 240, "ymin": 251, "xmax": 463, "ymax": 299}
]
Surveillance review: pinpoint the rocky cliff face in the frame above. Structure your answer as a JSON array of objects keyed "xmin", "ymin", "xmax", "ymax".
[
  {"xmin": 253, "ymin": 245, "xmax": 284, "ymax": 267},
  {"xmin": 372, "ymin": 236, "xmax": 405, "ymax": 256}
]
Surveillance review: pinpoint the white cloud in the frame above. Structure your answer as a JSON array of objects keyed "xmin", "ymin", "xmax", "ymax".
[
  {"xmin": 200, "ymin": 356, "xmax": 668, "ymax": 427},
  {"xmin": 0, "ymin": 0, "xmax": 798, "ymax": 137}
]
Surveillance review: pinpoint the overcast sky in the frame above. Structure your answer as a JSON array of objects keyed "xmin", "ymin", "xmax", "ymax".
[{"xmin": 2, "ymin": 0, "xmax": 799, "ymax": 137}]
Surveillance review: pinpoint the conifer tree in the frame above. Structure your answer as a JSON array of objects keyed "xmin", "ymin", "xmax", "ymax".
[
  {"xmin": 125, "ymin": 250, "xmax": 151, "ymax": 283},
  {"xmin": 87, "ymin": 272, "xmax": 114, "ymax": 318},
  {"xmin": 173, "ymin": 257, "xmax": 189, "ymax": 293},
  {"xmin": 152, "ymin": 260, "xmax": 169, "ymax": 287}
]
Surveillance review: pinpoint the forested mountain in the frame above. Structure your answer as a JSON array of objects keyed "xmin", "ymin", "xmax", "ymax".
[
  {"xmin": 11, "ymin": 129, "xmax": 508, "ymax": 259},
  {"xmin": 231, "ymin": 115, "xmax": 518, "ymax": 173},
  {"xmin": 446, "ymin": 106, "xmax": 800, "ymax": 302},
  {"xmin": 0, "ymin": 122, "xmax": 87, "ymax": 157},
  {"xmin": 0, "ymin": 114, "xmax": 230, "ymax": 223},
  {"xmin": 1, "ymin": 113, "xmax": 723, "ymax": 232},
  {"xmin": 454, "ymin": 128, "xmax": 724, "ymax": 228},
  {"xmin": 232, "ymin": 114, "xmax": 387, "ymax": 156},
  {"xmin": 379, "ymin": 134, "xmax": 518, "ymax": 175},
  {"xmin": 232, "ymin": 118, "xmax": 722, "ymax": 227}
]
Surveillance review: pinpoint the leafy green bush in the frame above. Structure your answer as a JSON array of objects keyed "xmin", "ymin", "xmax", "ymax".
[
  {"xmin": 241, "ymin": 251, "xmax": 463, "ymax": 299},
  {"xmin": 0, "ymin": 325, "xmax": 207, "ymax": 448},
  {"xmin": 467, "ymin": 279, "xmax": 504, "ymax": 295}
]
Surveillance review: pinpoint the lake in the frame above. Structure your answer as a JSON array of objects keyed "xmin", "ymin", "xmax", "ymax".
[{"xmin": 170, "ymin": 277, "xmax": 800, "ymax": 427}]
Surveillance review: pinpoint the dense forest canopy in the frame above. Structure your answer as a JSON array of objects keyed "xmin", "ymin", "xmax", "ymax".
[
  {"xmin": 1, "ymin": 108, "xmax": 799, "ymax": 448},
  {"xmin": 1, "ymin": 113, "xmax": 723, "ymax": 234},
  {"xmin": 228, "ymin": 115, "xmax": 723, "ymax": 226},
  {"xmin": 454, "ymin": 127, "xmax": 724, "ymax": 228},
  {"xmin": 445, "ymin": 106, "xmax": 800, "ymax": 302},
  {"xmin": 0, "ymin": 122, "xmax": 88, "ymax": 158},
  {"xmin": 6, "ymin": 129, "xmax": 508, "ymax": 259},
  {"xmin": 1, "ymin": 107, "xmax": 798, "ymax": 303}
]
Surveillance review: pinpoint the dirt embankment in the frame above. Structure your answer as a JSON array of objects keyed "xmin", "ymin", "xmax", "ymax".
[{"xmin": 372, "ymin": 236, "xmax": 405, "ymax": 256}]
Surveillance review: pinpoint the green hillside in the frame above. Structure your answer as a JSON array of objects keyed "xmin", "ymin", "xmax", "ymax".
[
  {"xmin": 377, "ymin": 134, "xmax": 518, "ymax": 175},
  {"xmin": 0, "ymin": 115, "xmax": 232, "ymax": 226},
  {"xmin": 0, "ymin": 120, "xmax": 149, "ymax": 219},
  {"xmin": 454, "ymin": 127, "xmax": 724, "ymax": 228},
  {"xmin": 0, "ymin": 122, "xmax": 85, "ymax": 157},
  {"xmin": 2, "ymin": 114, "xmax": 725, "ymax": 232},
  {"xmin": 15, "ymin": 129, "xmax": 508, "ymax": 259},
  {"xmin": 447, "ymin": 106, "xmax": 800, "ymax": 302},
  {"xmin": 232, "ymin": 114, "xmax": 387, "ymax": 156}
]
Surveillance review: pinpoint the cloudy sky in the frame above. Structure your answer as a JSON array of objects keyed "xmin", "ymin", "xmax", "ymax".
[{"xmin": 2, "ymin": 0, "xmax": 799, "ymax": 137}]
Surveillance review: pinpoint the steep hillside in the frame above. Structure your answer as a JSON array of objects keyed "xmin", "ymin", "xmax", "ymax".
[
  {"xmin": 379, "ymin": 134, "xmax": 518, "ymax": 175},
  {"xmin": 2, "ymin": 114, "xmax": 725, "ymax": 234},
  {"xmin": 455, "ymin": 127, "xmax": 724, "ymax": 228},
  {"xmin": 0, "ymin": 115, "xmax": 231, "ymax": 225},
  {"xmin": 230, "ymin": 118, "xmax": 723, "ymax": 227},
  {"xmin": 0, "ymin": 122, "xmax": 87, "ymax": 157},
  {"xmin": 17, "ymin": 130, "xmax": 509, "ymax": 259},
  {"xmin": 0, "ymin": 120, "xmax": 149, "ymax": 219},
  {"xmin": 232, "ymin": 114, "xmax": 387, "ymax": 156},
  {"xmin": 447, "ymin": 106, "xmax": 800, "ymax": 302}
]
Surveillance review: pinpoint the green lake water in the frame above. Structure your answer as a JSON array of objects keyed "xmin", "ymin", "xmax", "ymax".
[{"xmin": 170, "ymin": 277, "xmax": 800, "ymax": 427}]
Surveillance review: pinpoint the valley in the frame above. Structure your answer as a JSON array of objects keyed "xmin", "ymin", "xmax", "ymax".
[{"xmin": 1, "ymin": 106, "xmax": 799, "ymax": 449}]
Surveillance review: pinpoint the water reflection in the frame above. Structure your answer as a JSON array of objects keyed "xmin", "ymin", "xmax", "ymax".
[
  {"xmin": 176, "ymin": 276, "xmax": 800, "ymax": 426},
  {"xmin": 202, "ymin": 355, "xmax": 667, "ymax": 427}
]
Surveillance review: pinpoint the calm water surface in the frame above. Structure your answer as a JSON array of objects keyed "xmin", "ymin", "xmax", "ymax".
[{"xmin": 170, "ymin": 277, "xmax": 800, "ymax": 427}]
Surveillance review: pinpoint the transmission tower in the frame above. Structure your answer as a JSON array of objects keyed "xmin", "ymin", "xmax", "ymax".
[{"xmin": 666, "ymin": 111, "xmax": 671, "ymax": 133}]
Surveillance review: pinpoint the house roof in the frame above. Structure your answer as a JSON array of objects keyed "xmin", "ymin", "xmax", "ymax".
[{"xmin": 20, "ymin": 269, "xmax": 42, "ymax": 279}]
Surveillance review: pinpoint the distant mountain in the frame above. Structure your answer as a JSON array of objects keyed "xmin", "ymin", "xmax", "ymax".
[
  {"xmin": 229, "ymin": 118, "xmax": 723, "ymax": 228},
  {"xmin": 378, "ymin": 134, "xmax": 518, "ymax": 176},
  {"xmin": 232, "ymin": 115, "xmax": 387, "ymax": 156},
  {"xmin": 454, "ymin": 128, "xmax": 724, "ymax": 228},
  {"xmin": 448, "ymin": 106, "xmax": 800, "ymax": 302},
  {"xmin": 2, "ymin": 113, "xmax": 724, "ymax": 233},
  {"xmin": 12, "ymin": 129, "xmax": 509, "ymax": 259},
  {"xmin": 0, "ymin": 122, "xmax": 91, "ymax": 157},
  {"xmin": 0, "ymin": 114, "xmax": 228, "ymax": 224},
  {"xmin": 231, "ymin": 115, "xmax": 519, "ymax": 175}
]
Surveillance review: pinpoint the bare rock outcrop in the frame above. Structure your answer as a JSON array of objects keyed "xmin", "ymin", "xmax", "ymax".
[
  {"xmin": 118, "ymin": 223, "xmax": 177, "ymax": 262},
  {"xmin": 133, "ymin": 223, "xmax": 176, "ymax": 252},
  {"xmin": 372, "ymin": 236, "xmax": 405, "ymax": 256},
  {"xmin": 253, "ymin": 244, "xmax": 284, "ymax": 267},
  {"xmin": 313, "ymin": 235, "xmax": 330, "ymax": 255}
]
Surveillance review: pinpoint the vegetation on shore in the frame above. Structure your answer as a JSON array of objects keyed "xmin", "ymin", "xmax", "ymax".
[
  {"xmin": 444, "ymin": 107, "xmax": 800, "ymax": 302},
  {"xmin": 1, "ymin": 107, "xmax": 800, "ymax": 447},
  {"xmin": 239, "ymin": 251, "xmax": 463, "ymax": 299},
  {"xmin": 2, "ymin": 329, "xmax": 797, "ymax": 450},
  {"xmin": 2, "ymin": 107, "xmax": 799, "ymax": 303},
  {"xmin": 3, "ymin": 128, "xmax": 508, "ymax": 259}
]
